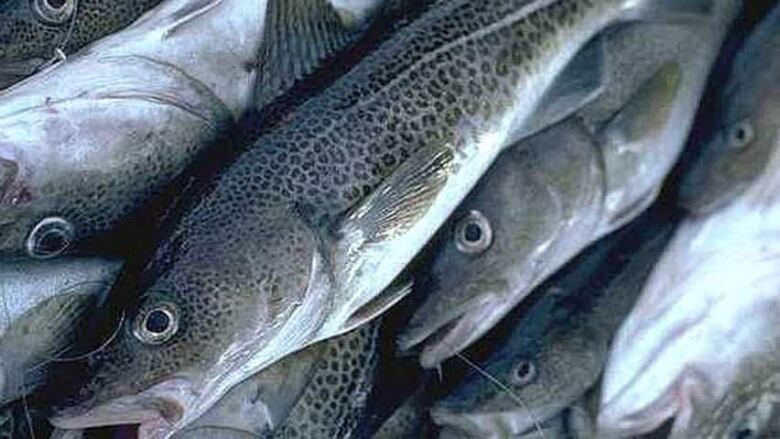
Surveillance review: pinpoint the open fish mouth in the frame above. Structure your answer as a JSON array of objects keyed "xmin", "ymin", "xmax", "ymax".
[
  {"xmin": 50, "ymin": 377, "xmax": 195, "ymax": 432},
  {"xmin": 397, "ymin": 293, "xmax": 509, "ymax": 368},
  {"xmin": 432, "ymin": 405, "xmax": 559, "ymax": 438}
]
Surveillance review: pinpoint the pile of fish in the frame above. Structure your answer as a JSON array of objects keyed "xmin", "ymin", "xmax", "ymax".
[{"xmin": 0, "ymin": 0, "xmax": 777, "ymax": 437}]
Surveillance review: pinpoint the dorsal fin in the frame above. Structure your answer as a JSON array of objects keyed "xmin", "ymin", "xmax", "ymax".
[{"xmin": 254, "ymin": 0, "xmax": 362, "ymax": 111}]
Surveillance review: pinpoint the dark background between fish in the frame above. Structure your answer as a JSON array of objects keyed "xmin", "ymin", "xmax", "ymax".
[{"xmin": 5, "ymin": 0, "xmax": 779, "ymax": 438}]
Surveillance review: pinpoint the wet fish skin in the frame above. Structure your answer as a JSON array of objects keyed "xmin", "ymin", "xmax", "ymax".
[
  {"xmin": 0, "ymin": 257, "xmax": 121, "ymax": 404},
  {"xmin": 598, "ymin": 5, "xmax": 780, "ymax": 436},
  {"xmin": 0, "ymin": 0, "xmax": 377, "ymax": 259},
  {"xmin": 686, "ymin": 354, "xmax": 780, "ymax": 439},
  {"xmin": 0, "ymin": 0, "xmax": 166, "ymax": 90},
  {"xmin": 397, "ymin": 0, "xmax": 736, "ymax": 369},
  {"xmin": 429, "ymin": 208, "xmax": 675, "ymax": 438},
  {"xmin": 172, "ymin": 321, "xmax": 380, "ymax": 439},
  {"xmin": 679, "ymin": 1, "xmax": 780, "ymax": 214},
  {"xmin": 50, "ymin": 0, "xmax": 707, "ymax": 435}
]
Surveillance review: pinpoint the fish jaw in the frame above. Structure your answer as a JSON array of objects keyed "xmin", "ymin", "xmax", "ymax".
[
  {"xmin": 599, "ymin": 199, "xmax": 780, "ymax": 436},
  {"xmin": 398, "ymin": 292, "xmax": 509, "ymax": 369},
  {"xmin": 432, "ymin": 405, "xmax": 559, "ymax": 439},
  {"xmin": 51, "ymin": 377, "xmax": 196, "ymax": 432}
]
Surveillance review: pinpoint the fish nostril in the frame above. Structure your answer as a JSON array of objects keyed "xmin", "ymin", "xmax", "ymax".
[{"xmin": 0, "ymin": 158, "xmax": 18, "ymax": 202}]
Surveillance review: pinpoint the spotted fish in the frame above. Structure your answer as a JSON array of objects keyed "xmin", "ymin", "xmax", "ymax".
[
  {"xmin": 49, "ymin": 0, "xmax": 713, "ymax": 436},
  {"xmin": 0, "ymin": 0, "xmax": 383, "ymax": 260},
  {"xmin": 397, "ymin": 0, "xmax": 736, "ymax": 368},
  {"xmin": 0, "ymin": 0, "xmax": 166, "ymax": 90},
  {"xmin": 171, "ymin": 321, "xmax": 380, "ymax": 439}
]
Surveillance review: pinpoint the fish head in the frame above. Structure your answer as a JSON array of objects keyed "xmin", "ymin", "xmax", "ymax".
[
  {"xmin": 0, "ymin": 0, "xmax": 74, "ymax": 89},
  {"xmin": 397, "ymin": 120, "xmax": 604, "ymax": 368},
  {"xmin": 598, "ymin": 201, "xmax": 780, "ymax": 438},
  {"xmin": 684, "ymin": 352, "xmax": 780, "ymax": 439},
  {"xmin": 679, "ymin": 6, "xmax": 780, "ymax": 214},
  {"xmin": 50, "ymin": 206, "xmax": 324, "ymax": 433},
  {"xmin": 0, "ymin": 257, "xmax": 121, "ymax": 403},
  {"xmin": 431, "ymin": 323, "xmax": 605, "ymax": 437}
]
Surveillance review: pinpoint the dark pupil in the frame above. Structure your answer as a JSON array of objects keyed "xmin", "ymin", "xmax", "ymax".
[
  {"xmin": 735, "ymin": 128, "xmax": 746, "ymax": 142},
  {"xmin": 735, "ymin": 428, "xmax": 754, "ymax": 439},
  {"xmin": 46, "ymin": 0, "xmax": 68, "ymax": 9},
  {"xmin": 145, "ymin": 310, "xmax": 170, "ymax": 334},
  {"xmin": 517, "ymin": 362, "xmax": 531, "ymax": 378},
  {"xmin": 464, "ymin": 222, "xmax": 482, "ymax": 243},
  {"xmin": 37, "ymin": 230, "xmax": 66, "ymax": 254}
]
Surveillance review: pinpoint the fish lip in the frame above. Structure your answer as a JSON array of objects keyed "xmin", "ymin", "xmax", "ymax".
[
  {"xmin": 434, "ymin": 394, "xmax": 562, "ymax": 437},
  {"xmin": 50, "ymin": 377, "xmax": 194, "ymax": 431},
  {"xmin": 432, "ymin": 406, "xmax": 552, "ymax": 438},
  {"xmin": 396, "ymin": 292, "xmax": 500, "ymax": 353},
  {"xmin": 398, "ymin": 294, "xmax": 509, "ymax": 369}
]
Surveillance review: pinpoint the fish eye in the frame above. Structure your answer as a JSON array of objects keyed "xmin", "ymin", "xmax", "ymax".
[
  {"xmin": 26, "ymin": 216, "xmax": 74, "ymax": 259},
  {"xmin": 133, "ymin": 303, "xmax": 180, "ymax": 345},
  {"xmin": 511, "ymin": 360, "xmax": 536, "ymax": 386},
  {"xmin": 727, "ymin": 120, "xmax": 755, "ymax": 149},
  {"xmin": 453, "ymin": 210, "xmax": 493, "ymax": 255},
  {"xmin": 30, "ymin": 0, "xmax": 76, "ymax": 26}
]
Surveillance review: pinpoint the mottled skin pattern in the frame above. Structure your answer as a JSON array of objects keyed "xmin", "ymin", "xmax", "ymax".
[
  {"xmin": 56, "ymin": 0, "xmax": 626, "ymax": 425},
  {"xmin": 272, "ymin": 321, "xmax": 380, "ymax": 438},
  {"xmin": 0, "ymin": 0, "xmax": 164, "ymax": 87}
]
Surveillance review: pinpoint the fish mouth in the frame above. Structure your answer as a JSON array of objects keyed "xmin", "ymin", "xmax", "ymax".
[
  {"xmin": 50, "ymin": 377, "xmax": 195, "ymax": 432},
  {"xmin": 397, "ymin": 293, "xmax": 509, "ymax": 368},
  {"xmin": 432, "ymin": 405, "xmax": 562, "ymax": 438}
]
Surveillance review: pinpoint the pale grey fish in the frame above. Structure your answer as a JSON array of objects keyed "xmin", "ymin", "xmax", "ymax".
[
  {"xmin": 49, "ymin": 0, "xmax": 713, "ymax": 436},
  {"xmin": 598, "ymin": 5, "xmax": 780, "ymax": 437},
  {"xmin": 428, "ymin": 207, "xmax": 675, "ymax": 438},
  {"xmin": 686, "ymin": 353, "xmax": 780, "ymax": 439},
  {"xmin": 172, "ymin": 321, "xmax": 380, "ymax": 439},
  {"xmin": 0, "ymin": 257, "xmax": 121, "ymax": 404},
  {"xmin": 0, "ymin": 0, "xmax": 165, "ymax": 90},
  {"xmin": 397, "ymin": 0, "xmax": 736, "ymax": 368},
  {"xmin": 0, "ymin": 0, "xmax": 369, "ymax": 259}
]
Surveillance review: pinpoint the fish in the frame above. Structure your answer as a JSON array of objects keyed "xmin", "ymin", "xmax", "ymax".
[
  {"xmin": 0, "ymin": 0, "xmax": 375, "ymax": 259},
  {"xmin": 0, "ymin": 256, "xmax": 122, "ymax": 404},
  {"xmin": 428, "ymin": 206, "xmax": 675, "ymax": 438},
  {"xmin": 598, "ymin": 5, "xmax": 780, "ymax": 436},
  {"xmin": 396, "ymin": 0, "xmax": 737, "ymax": 368},
  {"xmin": 48, "ymin": 0, "xmax": 713, "ymax": 436},
  {"xmin": 0, "ymin": 0, "xmax": 165, "ymax": 90},
  {"xmin": 686, "ymin": 353, "xmax": 780, "ymax": 439},
  {"xmin": 171, "ymin": 321, "xmax": 380, "ymax": 438}
]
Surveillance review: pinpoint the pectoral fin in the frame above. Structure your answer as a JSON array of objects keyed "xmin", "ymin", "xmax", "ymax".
[
  {"xmin": 343, "ymin": 279, "xmax": 412, "ymax": 331},
  {"xmin": 512, "ymin": 35, "xmax": 607, "ymax": 143},
  {"xmin": 340, "ymin": 146, "xmax": 455, "ymax": 243},
  {"xmin": 598, "ymin": 62, "xmax": 682, "ymax": 147},
  {"xmin": 255, "ymin": 0, "xmax": 361, "ymax": 110}
]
